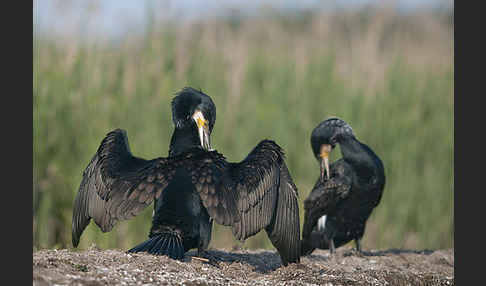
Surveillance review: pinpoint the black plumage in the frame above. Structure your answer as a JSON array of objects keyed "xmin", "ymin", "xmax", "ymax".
[
  {"xmin": 301, "ymin": 117, "xmax": 385, "ymax": 256},
  {"xmin": 72, "ymin": 87, "xmax": 300, "ymax": 266}
]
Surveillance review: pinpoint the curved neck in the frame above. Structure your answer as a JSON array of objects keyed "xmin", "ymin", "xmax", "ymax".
[
  {"xmin": 169, "ymin": 124, "xmax": 202, "ymax": 157},
  {"xmin": 338, "ymin": 135, "xmax": 384, "ymax": 180}
]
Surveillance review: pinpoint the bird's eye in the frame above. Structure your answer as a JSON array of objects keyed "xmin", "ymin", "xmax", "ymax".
[{"xmin": 330, "ymin": 134, "xmax": 338, "ymax": 145}]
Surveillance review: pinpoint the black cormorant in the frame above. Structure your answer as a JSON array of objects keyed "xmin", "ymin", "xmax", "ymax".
[
  {"xmin": 300, "ymin": 117, "xmax": 385, "ymax": 256},
  {"xmin": 72, "ymin": 87, "xmax": 301, "ymax": 266}
]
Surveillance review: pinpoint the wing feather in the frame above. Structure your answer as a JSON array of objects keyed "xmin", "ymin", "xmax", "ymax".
[
  {"xmin": 301, "ymin": 159, "xmax": 353, "ymax": 255},
  {"xmin": 225, "ymin": 140, "xmax": 282, "ymax": 240},
  {"xmin": 71, "ymin": 129, "xmax": 176, "ymax": 247},
  {"xmin": 265, "ymin": 163, "xmax": 301, "ymax": 265},
  {"xmin": 192, "ymin": 140, "xmax": 301, "ymax": 265},
  {"xmin": 189, "ymin": 151, "xmax": 239, "ymax": 227}
]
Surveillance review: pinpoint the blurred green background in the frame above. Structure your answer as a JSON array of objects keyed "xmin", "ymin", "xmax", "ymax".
[{"xmin": 33, "ymin": 1, "xmax": 453, "ymax": 252}]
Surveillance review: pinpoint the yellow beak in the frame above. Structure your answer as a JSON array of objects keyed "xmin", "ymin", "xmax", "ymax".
[
  {"xmin": 192, "ymin": 110, "xmax": 211, "ymax": 150},
  {"xmin": 320, "ymin": 144, "xmax": 332, "ymax": 181}
]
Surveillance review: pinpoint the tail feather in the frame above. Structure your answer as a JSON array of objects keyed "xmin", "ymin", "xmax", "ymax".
[
  {"xmin": 158, "ymin": 236, "xmax": 172, "ymax": 256},
  {"xmin": 128, "ymin": 232, "xmax": 185, "ymax": 260},
  {"xmin": 150, "ymin": 236, "xmax": 166, "ymax": 253},
  {"xmin": 128, "ymin": 236, "xmax": 158, "ymax": 253}
]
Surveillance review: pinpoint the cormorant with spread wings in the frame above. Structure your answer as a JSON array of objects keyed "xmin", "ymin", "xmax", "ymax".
[
  {"xmin": 301, "ymin": 117, "xmax": 385, "ymax": 256},
  {"xmin": 72, "ymin": 87, "xmax": 300, "ymax": 266}
]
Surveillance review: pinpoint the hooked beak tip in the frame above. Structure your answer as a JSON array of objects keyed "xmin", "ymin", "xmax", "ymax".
[
  {"xmin": 203, "ymin": 130, "xmax": 211, "ymax": 150},
  {"xmin": 198, "ymin": 127, "xmax": 211, "ymax": 151},
  {"xmin": 320, "ymin": 156, "xmax": 330, "ymax": 182}
]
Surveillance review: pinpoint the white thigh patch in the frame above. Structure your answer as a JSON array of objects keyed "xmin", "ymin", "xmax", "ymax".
[{"xmin": 317, "ymin": 215, "xmax": 327, "ymax": 231}]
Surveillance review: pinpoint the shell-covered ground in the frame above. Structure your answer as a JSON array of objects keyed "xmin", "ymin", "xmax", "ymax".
[{"xmin": 33, "ymin": 246, "xmax": 454, "ymax": 285}]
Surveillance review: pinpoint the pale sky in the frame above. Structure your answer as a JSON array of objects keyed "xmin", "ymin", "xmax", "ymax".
[{"xmin": 34, "ymin": 0, "xmax": 452, "ymax": 41}]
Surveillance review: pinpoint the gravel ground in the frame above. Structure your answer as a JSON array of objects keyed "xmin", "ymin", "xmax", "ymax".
[{"xmin": 33, "ymin": 246, "xmax": 454, "ymax": 285}]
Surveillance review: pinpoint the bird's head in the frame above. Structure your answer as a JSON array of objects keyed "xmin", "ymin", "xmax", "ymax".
[
  {"xmin": 310, "ymin": 117, "xmax": 354, "ymax": 181},
  {"xmin": 171, "ymin": 87, "xmax": 216, "ymax": 151}
]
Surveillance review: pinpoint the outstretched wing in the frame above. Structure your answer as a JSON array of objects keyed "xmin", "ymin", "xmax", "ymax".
[
  {"xmin": 72, "ymin": 129, "xmax": 177, "ymax": 247},
  {"xmin": 301, "ymin": 159, "xmax": 353, "ymax": 254},
  {"xmin": 225, "ymin": 140, "xmax": 285, "ymax": 241},
  {"xmin": 191, "ymin": 140, "xmax": 300, "ymax": 265},
  {"xmin": 264, "ymin": 162, "xmax": 301, "ymax": 265}
]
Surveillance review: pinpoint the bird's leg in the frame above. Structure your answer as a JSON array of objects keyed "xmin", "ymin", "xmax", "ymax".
[
  {"xmin": 350, "ymin": 238, "xmax": 366, "ymax": 257},
  {"xmin": 355, "ymin": 238, "xmax": 362, "ymax": 253},
  {"xmin": 329, "ymin": 238, "xmax": 336, "ymax": 256}
]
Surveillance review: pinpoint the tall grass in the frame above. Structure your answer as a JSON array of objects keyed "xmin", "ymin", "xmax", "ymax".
[{"xmin": 33, "ymin": 6, "xmax": 453, "ymax": 251}]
